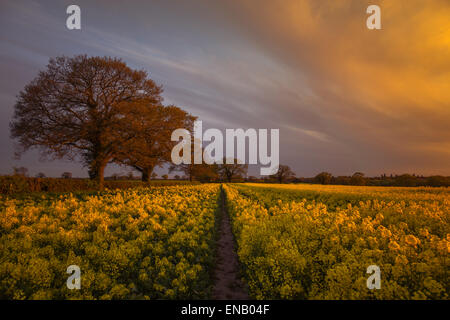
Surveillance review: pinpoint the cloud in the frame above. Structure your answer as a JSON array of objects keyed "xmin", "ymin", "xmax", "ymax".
[
  {"xmin": 216, "ymin": 0, "xmax": 450, "ymax": 174},
  {"xmin": 1, "ymin": 0, "xmax": 449, "ymax": 176}
]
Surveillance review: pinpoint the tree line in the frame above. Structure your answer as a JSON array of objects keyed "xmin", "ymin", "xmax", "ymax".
[
  {"xmin": 252, "ymin": 171, "xmax": 450, "ymax": 187},
  {"xmin": 305, "ymin": 172, "xmax": 450, "ymax": 187}
]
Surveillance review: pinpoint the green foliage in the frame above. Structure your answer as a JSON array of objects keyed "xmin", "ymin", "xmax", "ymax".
[
  {"xmin": 224, "ymin": 183, "xmax": 449, "ymax": 300},
  {"xmin": 0, "ymin": 184, "xmax": 220, "ymax": 299}
]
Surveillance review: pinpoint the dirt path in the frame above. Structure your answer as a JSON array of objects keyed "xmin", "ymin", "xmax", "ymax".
[{"xmin": 212, "ymin": 188, "xmax": 249, "ymax": 300}]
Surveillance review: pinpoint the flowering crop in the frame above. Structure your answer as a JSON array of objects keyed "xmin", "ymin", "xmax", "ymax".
[
  {"xmin": 224, "ymin": 183, "xmax": 449, "ymax": 299},
  {"xmin": 0, "ymin": 184, "xmax": 220, "ymax": 299}
]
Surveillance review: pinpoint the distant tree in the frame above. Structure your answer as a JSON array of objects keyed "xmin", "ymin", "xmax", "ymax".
[
  {"xmin": 350, "ymin": 172, "xmax": 366, "ymax": 186},
  {"xmin": 61, "ymin": 172, "xmax": 72, "ymax": 179},
  {"xmin": 170, "ymin": 163, "xmax": 195, "ymax": 181},
  {"xmin": 193, "ymin": 164, "xmax": 219, "ymax": 183},
  {"xmin": 426, "ymin": 175, "xmax": 450, "ymax": 187},
  {"xmin": 333, "ymin": 176, "xmax": 351, "ymax": 185},
  {"xmin": 292, "ymin": 176, "xmax": 304, "ymax": 183},
  {"xmin": 127, "ymin": 172, "xmax": 135, "ymax": 180},
  {"xmin": 217, "ymin": 158, "xmax": 248, "ymax": 182},
  {"xmin": 151, "ymin": 172, "xmax": 158, "ymax": 180},
  {"xmin": 35, "ymin": 172, "xmax": 46, "ymax": 178},
  {"xmin": 174, "ymin": 175, "xmax": 180, "ymax": 180},
  {"xmin": 10, "ymin": 55, "xmax": 164, "ymax": 189},
  {"xmin": 13, "ymin": 166, "xmax": 28, "ymax": 177},
  {"xmin": 394, "ymin": 174, "xmax": 417, "ymax": 187},
  {"xmin": 169, "ymin": 138, "xmax": 202, "ymax": 182},
  {"xmin": 314, "ymin": 172, "xmax": 333, "ymax": 185},
  {"xmin": 270, "ymin": 164, "xmax": 295, "ymax": 183},
  {"xmin": 162, "ymin": 174, "xmax": 168, "ymax": 180}
]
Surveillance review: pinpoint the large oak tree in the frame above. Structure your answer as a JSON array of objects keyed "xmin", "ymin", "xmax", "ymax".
[{"xmin": 10, "ymin": 55, "xmax": 165, "ymax": 188}]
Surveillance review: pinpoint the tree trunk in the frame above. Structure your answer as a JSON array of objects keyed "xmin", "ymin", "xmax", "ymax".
[
  {"xmin": 96, "ymin": 163, "xmax": 107, "ymax": 190},
  {"xmin": 90, "ymin": 158, "xmax": 108, "ymax": 190},
  {"xmin": 141, "ymin": 166, "xmax": 154, "ymax": 183}
]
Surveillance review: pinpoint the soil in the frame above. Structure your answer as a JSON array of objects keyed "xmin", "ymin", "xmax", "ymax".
[{"xmin": 211, "ymin": 188, "xmax": 249, "ymax": 300}]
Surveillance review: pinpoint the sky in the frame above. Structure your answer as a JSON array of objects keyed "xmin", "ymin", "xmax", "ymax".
[{"xmin": 0, "ymin": 0, "xmax": 449, "ymax": 178}]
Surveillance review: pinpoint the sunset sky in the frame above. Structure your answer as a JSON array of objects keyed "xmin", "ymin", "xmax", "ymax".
[{"xmin": 1, "ymin": 0, "xmax": 449, "ymax": 177}]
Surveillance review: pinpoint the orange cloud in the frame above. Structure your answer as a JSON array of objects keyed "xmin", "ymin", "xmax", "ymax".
[{"xmin": 220, "ymin": 0, "xmax": 450, "ymax": 174}]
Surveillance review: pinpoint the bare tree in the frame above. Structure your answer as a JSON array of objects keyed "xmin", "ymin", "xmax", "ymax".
[
  {"xmin": 270, "ymin": 164, "xmax": 295, "ymax": 183},
  {"xmin": 168, "ymin": 138, "xmax": 201, "ymax": 182},
  {"xmin": 217, "ymin": 158, "xmax": 248, "ymax": 182},
  {"xmin": 10, "ymin": 55, "xmax": 163, "ymax": 189},
  {"xmin": 169, "ymin": 162, "xmax": 195, "ymax": 181}
]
